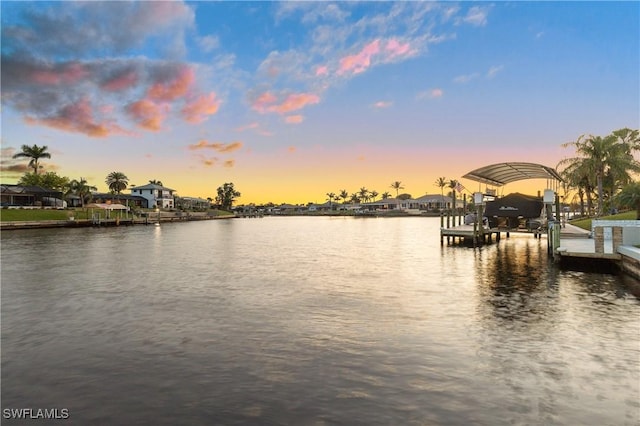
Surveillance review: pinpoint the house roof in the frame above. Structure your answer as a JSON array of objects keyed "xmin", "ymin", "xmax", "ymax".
[
  {"xmin": 462, "ymin": 162, "xmax": 563, "ymax": 186},
  {"xmin": 130, "ymin": 183, "xmax": 175, "ymax": 191},
  {"xmin": 413, "ymin": 194, "xmax": 452, "ymax": 203}
]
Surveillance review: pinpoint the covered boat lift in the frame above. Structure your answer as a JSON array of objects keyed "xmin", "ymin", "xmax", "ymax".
[{"xmin": 442, "ymin": 162, "xmax": 563, "ymax": 246}]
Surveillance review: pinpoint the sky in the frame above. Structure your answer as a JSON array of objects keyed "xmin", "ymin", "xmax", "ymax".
[{"xmin": 1, "ymin": 1, "xmax": 639, "ymax": 205}]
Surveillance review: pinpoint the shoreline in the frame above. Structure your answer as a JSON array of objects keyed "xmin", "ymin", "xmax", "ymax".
[{"xmin": 0, "ymin": 213, "xmax": 235, "ymax": 231}]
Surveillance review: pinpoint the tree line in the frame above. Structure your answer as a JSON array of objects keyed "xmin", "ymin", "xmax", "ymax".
[{"xmin": 10, "ymin": 145, "xmax": 241, "ymax": 210}]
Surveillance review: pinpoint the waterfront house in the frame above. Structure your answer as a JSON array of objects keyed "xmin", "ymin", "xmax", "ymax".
[
  {"xmin": 1, "ymin": 184, "xmax": 63, "ymax": 207},
  {"xmin": 91, "ymin": 193, "xmax": 148, "ymax": 208},
  {"xmin": 129, "ymin": 184, "xmax": 175, "ymax": 209}
]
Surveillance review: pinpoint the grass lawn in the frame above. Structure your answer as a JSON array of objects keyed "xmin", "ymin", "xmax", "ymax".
[
  {"xmin": 570, "ymin": 210, "xmax": 637, "ymax": 230},
  {"xmin": 0, "ymin": 209, "xmax": 72, "ymax": 222}
]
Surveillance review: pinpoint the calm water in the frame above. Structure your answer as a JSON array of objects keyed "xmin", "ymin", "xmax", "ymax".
[{"xmin": 2, "ymin": 217, "xmax": 639, "ymax": 425}]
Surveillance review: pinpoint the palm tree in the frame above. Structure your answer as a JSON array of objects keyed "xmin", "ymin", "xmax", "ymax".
[
  {"xmin": 561, "ymin": 132, "xmax": 640, "ymax": 216},
  {"xmin": 349, "ymin": 193, "xmax": 361, "ymax": 204},
  {"xmin": 70, "ymin": 177, "xmax": 97, "ymax": 207},
  {"xmin": 381, "ymin": 192, "xmax": 391, "ymax": 199},
  {"xmin": 339, "ymin": 189, "xmax": 349, "ymax": 204},
  {"xmin": 12, "ymin": 144, "xmax": 51, "ymax": 174},
  {"xmin": 358, "ymin": 187, "xmax": 369, "ymax": 203},
  {"xmin": 390, "ymin": 181, "xmax": 404, "ymax": 198},
  {"xmin": 434, "ymin": 177, "xmax": 447, "ymax": 206},
  {"xmin": 370, "ymin": 190, "xmax": 379, "ymax": 202},
  {"xmin": 326, "ymin": 192, "xmax": 336, "ymax": 209},
  {"xmin": 148, "ymin": 179, "xmax": 163, "ymax": 186},
  {"xmin": 105, "ymin": 171, "xmax": 129, "ymax": 194},
  {"xmin": 448, "ymin": 179, "xmax": 459, "ymax": 213},
  {"xmin": 616, "ymin": 181, "xmax": 640, "ymax": 219}
]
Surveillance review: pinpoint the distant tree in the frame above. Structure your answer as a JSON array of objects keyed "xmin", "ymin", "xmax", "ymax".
[
  {"xmin": 105, "ymin": 171, "xmax": 129, "ymax": 194},
  {"xmin": 397, "ymin": 193, "xmax": 412, "ymax": 200},
  {"xmin": 12, "ymin": 144, "xmax": 51, "ymax": 175},
  {"xmin": 358, "ymin": 187, "xmax": 369, "ymax": 203},
  {"xmin": 339, "ymin": 189, "xmax": 349, "ymax": 204},
  {"xmin": 616, "ymin": 182, "xmax": 640, "ymax": 219},
  {"xmin": 149, "ymin": 179, "xmax": 163, "ymax": 186},
  {"xmin": 370, "ymin": 190, "xmax": 379, "ymax": 201},
  {"xmin": 326, "ymin": 192, "xmax": 336, "ymax": 209},
  {"xmin": 381, "ymin": 192, "xmax": 391, "ymax": 199},
  {"xmin": 390, "ymin": 181, "xmax": 404, "ymax": 198},
  {"xmin": 216, "ymin": 182, "xmax": 241, "ymax": 211},
  {"xmin": 349, "ymin": 193, "xmax": 361, "ymax": 204},
  {"xmin": 434, "ymin": 177, "xmax": 447, "ymax": 201},
  {"xmin": 70, "ymin": 177, "xmax": 97, "ymax": 207}
]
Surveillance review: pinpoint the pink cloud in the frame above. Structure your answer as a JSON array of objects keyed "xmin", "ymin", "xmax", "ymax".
[
  {"xmin": 271, "ymin": 93, "xmax": 319, "ymax": 114},
  {"xmin": 430, "ymin": 88, "xmax": 443, "ymax": 98},
  {"xmin": 188, "ymin": 140, "xmax": 243, "ymax": 153},
  {"xmin": 285, "ymin": 115, "xmax": 304, "ymax": 124},
  {"xmin": 182, "ymin": 92, "xmax": 220, "ymax": 123},
  {"xmin": 252, "ymin": 92, "xmax": 319, "ymax": 114},
  {"xmin": 386, "ymin": 39, "xmax": 412, "ymax": 58},
  {"xmin": 373, "ymin": 101, "xmax": 392, "ymax": 108},
  {"xmin": 288, "ymin": 146, "xmax": 297, "ymax": 153},
  {"xmin": 126, "ymin": 99, "xmax": 168, "ymax": 131},
  {"xmin": 251, "ymin": 92, "xmax": 278, "ymax": 113},
  {"xmin": 338, "ymin": 39, "xmax": 380, "ymax": 75},
  {"xmin": 31, "ymin": 62, "xmax": 90, "ymax": 85},
  {"xmin": 315, "ymin": 65, "xmax": 329, "ymax": 76},
  {"xmin": 236, "ymin": 122, "xmax": 259, "ymax": 132},
  {"xmin": 148, "ymin": 66, "xmax": 194, "ymax": 101},
  {"xmin": 24, "ymin": 98, "xmax": 125, "ymax": 137},
  {"xmin": 101, "ymin": 70, "xmax": 138, "ymax": 92}
]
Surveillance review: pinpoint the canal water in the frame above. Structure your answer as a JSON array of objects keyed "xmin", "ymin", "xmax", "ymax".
[{"xmin": 2, "ymin": 217, "xmax": 639, "ymax": 425}]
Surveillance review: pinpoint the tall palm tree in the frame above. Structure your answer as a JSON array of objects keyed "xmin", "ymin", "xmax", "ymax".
[
  {"xmin": 12, "ymin": 144, "xmax": 51, "ymax": 174},
  {"xmin": 70, "ymin": 177, "xmax": 97, "ymax": 207},
  {"xmin": 434, "ymin": 177, "xmax": 447, "ymax": 205},
  {"xmin": 448, "ymin": 179, "xmax": 459, "ymax": 213},
  {"xmin": 326, "ymin": 192, "xmax": 336, "ymax": 209},
  {"xmin": 358, "ymin": 187, "xmax": 369, "ymax": 203},
  {"xmin": 616, "ymin": 181, "xmax": 640, "ymax": 219},
  {"xmin": 350, "ymin": 193, "xmax": 360, "ymax": 204},
  {"xmin": 390, "ymin": 181, "xmax": 404, "ymax": 198},
  {"xmin": 369, "ymin": 190, "xmax": 379, "ymax": 202},
  {"xmin": 339, "ymin": 189, "xmax": 349, "ymax": 204},
  {"xmin": 105, "ymin": 171, "xmax": 129, "ymax": 194}
]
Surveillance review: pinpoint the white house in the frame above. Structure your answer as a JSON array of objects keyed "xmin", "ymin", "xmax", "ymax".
[{"xmin": 130, "ymin": 183, "xmax": 175, "ymax": 209}]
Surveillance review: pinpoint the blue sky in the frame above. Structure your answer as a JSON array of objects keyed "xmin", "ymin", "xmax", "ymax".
[{"xmin": 1, "ymin": 1, "xmax": 638, "ymax": 203}]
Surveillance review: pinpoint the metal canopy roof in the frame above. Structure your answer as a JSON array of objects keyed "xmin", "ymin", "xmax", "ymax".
[{"xmin": 462, "ymin": 162, "xmax": 563, "ymax": 187}]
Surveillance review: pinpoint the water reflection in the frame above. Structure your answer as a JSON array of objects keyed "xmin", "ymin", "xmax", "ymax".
[{"xmin": 1, "ymin": 218, "xmax": 638, "ymax": 425}]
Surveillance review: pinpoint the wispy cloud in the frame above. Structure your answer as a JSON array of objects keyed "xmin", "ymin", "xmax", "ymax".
[
  {"xmin": 181, "ymin": 92, "xmax": 220, "ymax": 123},
  {"xmin": 251, "ymin": 91, "xmax": 320, "ymax": 114},
  {"xmin": 417, "ymin": 88, "xmax": 443, "ymax": 100},
  {"xmin": 453, "ymin": 73, "xmax": 479, "ymax": 84},
  {"xmin": 198, "ymin": 35, "xmax": 220, "ymax": 52},
  {"xmin": 372, "ymin": 101, "xmax": 393, "ymax": 109},
  {"xmin": 458, "ymin": 6, "xmax": 490, "ymax": 27},
  {"xmin": 487, "ymin": 65, "xmax": 504, "ymax": 79},
  {"xmin": 285, "ymin": 115, "xmax": 304, "ymax": 124},
  {"xmin": 188, "ymin": 140, "xmax": 243, "ymax": 153}
]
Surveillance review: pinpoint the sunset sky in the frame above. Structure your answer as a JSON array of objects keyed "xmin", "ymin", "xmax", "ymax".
[{"xmin": 1, "ymin": 1, "xmax": 638, "ymax": 205}]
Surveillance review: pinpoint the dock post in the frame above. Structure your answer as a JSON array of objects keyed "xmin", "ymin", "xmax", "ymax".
[{"xmin": 440, "ymin": 212, "xmax": 444, "ymax": 245}]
